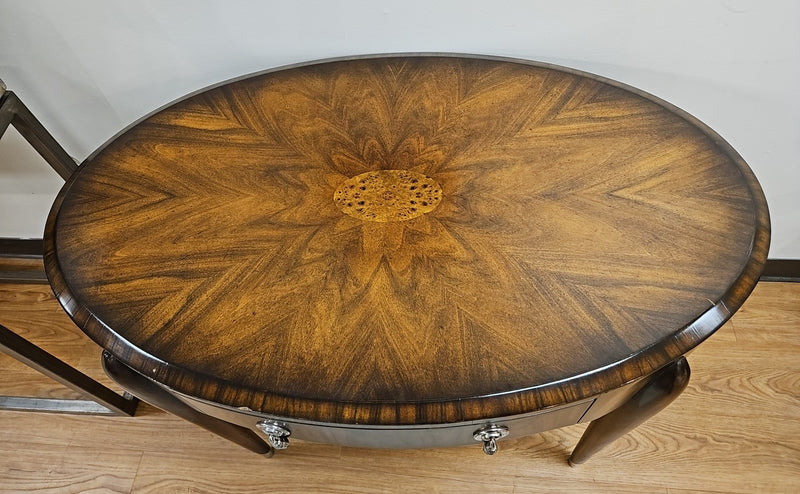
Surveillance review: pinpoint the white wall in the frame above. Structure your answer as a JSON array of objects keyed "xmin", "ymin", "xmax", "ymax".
[{"xmin": 1, "ymin": 0, "xmax": 798, "ymax": 257}]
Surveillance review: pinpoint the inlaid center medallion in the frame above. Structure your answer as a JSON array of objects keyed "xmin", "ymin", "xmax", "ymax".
[{"xmin": 334, "ymin": 170, "xmax": 442, "ymax": 222}]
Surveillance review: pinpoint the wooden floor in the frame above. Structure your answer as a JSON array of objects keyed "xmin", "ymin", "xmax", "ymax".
[{"xmin": 0, "ymin": 281, "xmax": 797, "ymax": 493}]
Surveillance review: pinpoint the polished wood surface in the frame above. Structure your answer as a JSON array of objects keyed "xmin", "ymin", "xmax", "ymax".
[
  {"xmin": 44, "ymin": 55, "xmax": 769, "ymax": 425},
  {"xmin": 1, "ymin": 282, "xmax": 797, "ymax": 492},
  {"xmin": 101, "ymin": 351, "xmax": 271, "ymax": 455},
  {"xmin": 569, "ymin": 357, "xmax": 690, "ymax": 465}
]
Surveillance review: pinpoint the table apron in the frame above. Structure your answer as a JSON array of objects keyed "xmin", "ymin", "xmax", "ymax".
[{"xmin": 175, "ymin": 393, "xmax": 598, "ymax": 449}]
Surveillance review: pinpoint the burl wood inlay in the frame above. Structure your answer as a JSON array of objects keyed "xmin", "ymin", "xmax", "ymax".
[
  {"xmin": 45, "ymin": 55, "xmax": 769, "ymax": 426},
  {"xmin": 334, "ymin": 170, "xmax": 442, "ymax": 222}
]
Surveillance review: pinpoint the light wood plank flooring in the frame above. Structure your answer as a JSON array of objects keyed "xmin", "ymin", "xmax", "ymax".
[{"xmin": 0, "ymin": 282, "xmax": 798, "ymax": 493}]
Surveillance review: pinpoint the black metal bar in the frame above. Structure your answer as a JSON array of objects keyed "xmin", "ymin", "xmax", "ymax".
[
  {"xmin": 0, "ymin": 324, "xmax": 139, "ymax": 416},
  {"xmin": 0, "ymin": 396, "xmax": 124, "ymax": 415},
  {"xmin": 1, "ymin": 91, "xmax": 78, "ymax": 180},
  {"xmin": 0, "ymin": 86, "xmax": 138, "ymax": 417},
  {"xmin": 0, "ymin": 89, "xmax": 14, "ymax": 139},
  {"xmin": 760, "ymin": 259, "xmax": 800, "ymax": 283}
]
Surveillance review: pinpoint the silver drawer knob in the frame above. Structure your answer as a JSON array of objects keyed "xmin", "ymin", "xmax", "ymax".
[
  {"xmin": 256, "ymin": 420, "xmax": 291, "ymax": 450},
  {"xmin": 473, "ymin": 424, "xmax": 510, "ymax": 455}
]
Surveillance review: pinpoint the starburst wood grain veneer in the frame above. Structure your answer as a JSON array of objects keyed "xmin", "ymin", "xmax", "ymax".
[{"xmin": 43, "ymin": 55, "xmax": 769, "ymax": 462}]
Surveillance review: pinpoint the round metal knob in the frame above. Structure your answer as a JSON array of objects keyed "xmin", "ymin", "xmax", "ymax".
[
  {"xmin": 473, "ymin": 424, "xmax": 509, "ymax": 455},
  {"xmin": 256, "ymin": 420, "xmax": 291, "ymax": 450}
]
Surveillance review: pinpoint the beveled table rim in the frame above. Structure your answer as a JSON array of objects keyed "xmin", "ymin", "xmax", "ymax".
[{"xmin": 43, "ymin": 53, "xmax": 771, "ymax": 426}]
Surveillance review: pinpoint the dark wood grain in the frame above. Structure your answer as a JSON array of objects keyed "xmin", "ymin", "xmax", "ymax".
[
  {"xmin": 44, "ymin": 55, "xmax": 769, "ymax": 426},
  {"xmin": 101, "ymin": 351, "xmax": 271, "ymax": 455},
  {"xmin": 3, "ymin": 282, "xmax": 797, "ymax": 492},
  {"xmin": 569, "ymin": 357, "xmax": 691, "ymax": 465}
]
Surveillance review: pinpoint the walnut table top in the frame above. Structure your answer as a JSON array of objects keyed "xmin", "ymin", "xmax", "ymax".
[{"xmin": 44, "ymin": 55, "xmax": 769, "ymax": 428}]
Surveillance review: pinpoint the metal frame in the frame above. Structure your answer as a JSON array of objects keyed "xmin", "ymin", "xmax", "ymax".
[
  {"xmin": 0, "ymin": 80, "xmax": 138, "ymax": 416},
  {"xmin": 0, "ymin": 324, "xmax": 138, "ymax": 415},
  {"xmin": 0, "ymin": 80, "xmax": 77, "ymax": 181},
  {"xmin": 0, "ymin": 79, "xmax": 75, "ymax": 284}
]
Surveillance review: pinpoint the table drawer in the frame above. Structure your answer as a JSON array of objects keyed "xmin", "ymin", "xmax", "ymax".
[{"xmin": 181, "ymin": 394, "xmax": 593, "ymax": 450}]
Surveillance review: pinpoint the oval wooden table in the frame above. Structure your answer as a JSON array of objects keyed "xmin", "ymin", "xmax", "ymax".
[{"xmin": 44, "ymin": 55, "xmax": 769, "ymax": 463}]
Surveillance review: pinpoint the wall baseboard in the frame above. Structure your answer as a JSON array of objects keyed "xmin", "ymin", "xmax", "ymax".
[
  {"xmin": 760, "ymin": 259, "xmax": 800, "ymax": 283},
  {"xmin": 0, "ymin": 238, "xmax": 43, "ymax": 259}
]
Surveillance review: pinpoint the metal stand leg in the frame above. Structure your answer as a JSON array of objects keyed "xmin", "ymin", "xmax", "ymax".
[
  {"xmin": 1, "ymin": 82, "xmax": 78, "ymax": 284},
  {"xmin": 0, "ymin": 83, "xmax": 140, "ymax": 416},
  {"xmin": 0, "ymin": 83, "xmax": 78, "ymax": 180},
  {"xmin": 101, "ymin": 351, "xmax": 273, "ymax": 456},
  {"xmin": 1, "ymin": 82, "xmax": 76, "ymax": 279},
  {"xmin": 568, "ymin": 357, "xmax": 691, "ymax": 465},
  {"xmin": 0, "ymin": 324, "xmax": 139, "ymax": 415}
]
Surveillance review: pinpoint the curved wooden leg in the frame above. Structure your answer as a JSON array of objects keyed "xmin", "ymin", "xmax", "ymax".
[
  {"xmin": 102, "ymin": 351, "xmax": 273, "ymax": 456},
  {"xmin": 568, "ymin": 357, "xmax": 690, "ymax": 465}
]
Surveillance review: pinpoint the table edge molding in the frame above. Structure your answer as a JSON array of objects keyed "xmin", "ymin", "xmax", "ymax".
[{"xmin": 42, "ymin": 54, "xmax": 771, "ymax": 426}]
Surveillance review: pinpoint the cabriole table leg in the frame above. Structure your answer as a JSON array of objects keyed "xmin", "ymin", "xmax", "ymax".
[
  {"xmin": 569, "ymin": 357, "xmax": 691, "ymax": 465},
  {"xmin": 101, "ymin": 351, "xmax": 273, "ymax": 456}
]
